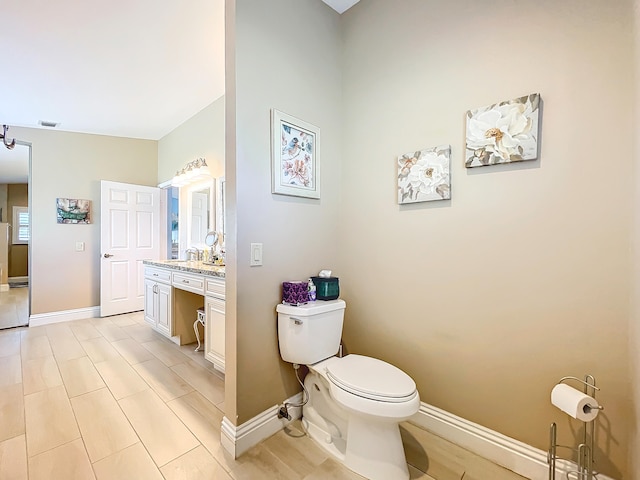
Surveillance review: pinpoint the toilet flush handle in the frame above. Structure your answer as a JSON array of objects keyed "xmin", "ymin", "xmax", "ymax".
[{"xmin": 290, "ymin": 317, "xmax": 303, "ymax": 325}]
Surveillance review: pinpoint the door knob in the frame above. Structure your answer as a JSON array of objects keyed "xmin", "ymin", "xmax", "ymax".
[{"xmin": 103, "ymin": 253, "xmax": 114, "ymax": 258}]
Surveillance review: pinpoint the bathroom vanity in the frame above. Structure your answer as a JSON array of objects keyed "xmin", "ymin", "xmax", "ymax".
[{"xmin": 143, "ymin": 259, "xmax": 225, "ymax": 373}]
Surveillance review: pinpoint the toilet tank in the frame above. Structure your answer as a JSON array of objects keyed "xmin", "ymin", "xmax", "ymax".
[{"xmin": 277, "ymin": 299, "xmax": 346, "ymax": 365}]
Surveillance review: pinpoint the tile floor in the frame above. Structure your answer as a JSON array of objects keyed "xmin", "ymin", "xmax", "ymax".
[{"xmin": 0, "ymin": 311, "xmax": 528, "ymax": 479}]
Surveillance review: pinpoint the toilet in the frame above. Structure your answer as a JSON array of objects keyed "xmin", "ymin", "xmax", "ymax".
[{"xmin": 277, "ymin": 299, "xmax": 420, "ymax": 480}]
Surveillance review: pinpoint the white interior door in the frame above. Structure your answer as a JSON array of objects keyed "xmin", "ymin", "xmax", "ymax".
[
  {"xmin": 190, "ymin": 191, "xmax": 208, "ymax": 246},
  {"xmin": 100, "ymin": 180, "xmax": 160, "ymax": 317}
]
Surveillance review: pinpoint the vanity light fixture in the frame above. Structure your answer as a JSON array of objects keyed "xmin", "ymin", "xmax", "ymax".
[{"xmin": 172, "ymin": 158, "xmax": 210, "ymax": 186}]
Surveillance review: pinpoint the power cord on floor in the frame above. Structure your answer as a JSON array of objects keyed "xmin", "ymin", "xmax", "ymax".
[{"xmin": 277, "ymin": 363, "xmax": 308, "ymax": 420}]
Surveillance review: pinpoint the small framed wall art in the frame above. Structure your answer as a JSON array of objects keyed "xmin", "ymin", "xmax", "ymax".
[
  {"xmin": 397, "ymin": 145, "xmax": 451, "ymax": 204},
  {"xmin": 271, "ymin": 109, "xmax": 320, "ymax": 199},
  {"xmin": 465, "ymin": 93, "xmax": 541, "ymax": 168},
  {"xmin": 56, "ymin": 198, "xmax": 91, "ymax": 224}
]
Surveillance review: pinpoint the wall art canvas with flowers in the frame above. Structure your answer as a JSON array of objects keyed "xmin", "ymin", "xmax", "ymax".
[
  {"xmin": 271, "ymin": 109, "xmax": 320, "ymax": 199},
  {"xmin": 397, "ymin": 145, "xmax": 451, "ymax": 204},
  {"xmin": 465, "ymin": 93, "xmax": 540, "ymax": 168}
]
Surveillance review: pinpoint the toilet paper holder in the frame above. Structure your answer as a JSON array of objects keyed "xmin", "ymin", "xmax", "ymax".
[{"xmin": 548, "ymin": 374, "xmax": 604, "ymax": 480}]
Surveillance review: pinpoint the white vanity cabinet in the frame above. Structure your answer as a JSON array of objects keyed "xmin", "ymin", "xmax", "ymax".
[
  {"xmin": 144, "ymin": 267, "xmax": 172, "ymax": 337},
  {"xmin": 205, "ymin": 277, "xmax": 225, "ymax": 373},
  {"xmin": 143, "ymin": 260, "xmax": 225, "ymax": 373}
]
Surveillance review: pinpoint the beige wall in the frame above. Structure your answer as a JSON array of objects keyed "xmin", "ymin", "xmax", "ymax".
[
  {"xmin": 8, "ymin": 184, "xmax": 28, "ymax": 277},
  {"xmin": 157, "ymin": 97, "xmax": 226, "ymax": 185},
  {"xmin": 227, "ymin": 0, "xmax": 343, "ymax": 424},
  {"xmin": 13, "ymin": 127, "xmax": 158, "ymax": 315},
  {"xmin": 339, "ymin": 0, "xmax": 633, "ymax": 478},
  {"xmin": 632, "ymin": 0, "xmax": 640, "ymax": 477}
]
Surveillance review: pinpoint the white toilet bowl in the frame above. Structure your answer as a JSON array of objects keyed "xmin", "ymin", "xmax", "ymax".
[{"xmin": 303, "ymin": 354, "xmax": 420, "ymax": 480}]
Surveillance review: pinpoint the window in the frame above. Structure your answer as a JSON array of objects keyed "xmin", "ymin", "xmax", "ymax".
[{"xmin": 12, "ymin": 206, "xmax": 29, "ymax": 245}]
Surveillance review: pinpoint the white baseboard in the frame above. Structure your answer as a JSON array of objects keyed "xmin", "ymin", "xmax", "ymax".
[
  {"xmin": 9, "ymin": 276, "xmax": 28, "ymax": 283},
  {"xmin": 410, "ymin": 403, "xmax": 616, "ymax": 480},
  {"xmin": 221, "ymin": 392, "xmax": 303, "ymax": 458},
  {"xmin": 29, "ymin": 306, "xmax": 100, "ymax": 327}
]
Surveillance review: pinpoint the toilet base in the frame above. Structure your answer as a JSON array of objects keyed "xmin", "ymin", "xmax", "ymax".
[
  {"xmin": 302, "ymin": 371, "xmax": 410, "ymax": 480},
  {"xmin": 344, "ymin": 413, "xmax": 409, "ymax": 480}
]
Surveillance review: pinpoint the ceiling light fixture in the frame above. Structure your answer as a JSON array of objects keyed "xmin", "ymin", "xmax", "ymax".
[{"xmin": 1, "ymin": 125, "xmax": 15, "ymax": 150}]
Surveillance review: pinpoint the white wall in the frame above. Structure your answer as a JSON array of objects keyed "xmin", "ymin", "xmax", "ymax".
[
  {"xmin": 13, "ymin": 127, "xmax": 158, "ymax": 315},
  {"xmin": 226, "ymin": 0, "xmax": 343, "ymax": 424},
  {"xmin": 339, "ymin": 1, "xmax": 633, "ymax": 477}
]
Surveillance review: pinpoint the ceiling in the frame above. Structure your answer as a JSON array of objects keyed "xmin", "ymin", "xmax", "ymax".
[{"xmin": 0, "ymin": 0, "xmax": 358, "ymax": 183}]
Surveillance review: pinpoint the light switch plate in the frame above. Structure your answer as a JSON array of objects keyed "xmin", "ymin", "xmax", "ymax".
[
  {"xmin": 250, "ymin": 243, "xmax": 263, "ymax": 266},
  {"xmin": 75, "ymin": 241, "xmax": 85, "ymax": 252}
]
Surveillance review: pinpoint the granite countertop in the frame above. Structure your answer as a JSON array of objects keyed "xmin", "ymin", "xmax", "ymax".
[{"xmin": 143, "ymin": 259, "xmax": 225, "ymax": 279}]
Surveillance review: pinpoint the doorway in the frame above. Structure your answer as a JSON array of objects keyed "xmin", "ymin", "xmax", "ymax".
[{"xmin": 0, "ymin": 142, "xmax": 30, "ymax": 329}]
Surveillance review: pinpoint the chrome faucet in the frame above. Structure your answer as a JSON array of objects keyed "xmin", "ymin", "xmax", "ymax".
[{"xmin": 185, "ymin": 248, "xmax": 202, "ymax": 261}]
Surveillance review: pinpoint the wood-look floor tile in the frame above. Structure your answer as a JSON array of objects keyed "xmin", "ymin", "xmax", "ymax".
[
  {"xmin": 48, "ymin": 333, "xmax": 86, "ymax": 363},
  {"xmin": 142, "ymin": 339, "xmax": 191, "ymax": 367},
  {"xmin": 0, "ymin": 355, "xmax": 22, "ymax": 388},
  {"xmin": 409, "ymin": 464, "xmax": 437, "ymax": 479},
  {"xmin": 121, "ymin": 323, "xmax": 160, "ymax": 343},
  {"xmin": 69, "ymin": 322, "xmax": 102, "ymax": 341},
  {"xmin": 20, "ymin": 326, "xmax": 47, "ymax": 341},
  {"xmin": 229, "ymin": 444, "xmax": 299, "ymax": 480},
  {"xmin": 24, "ymin": 385, "xmax": 80, "ymax": 457},
  {"xmin": 70, "ymin": 388, "xmax": 139, "ymax": 462},
  {"xmin": 58, "ymin": 356, "xmax": 106, "ymax": 398},
  {"xmin": 0, "ymin": 383, "xmax": 25, "ymax": 442},
  {"xmin": 111, "ymin": 338, "xmax": 155, "ymax": 365},
  {"xmin": 21, "ymin": 336, "xmax": 53, "ymax": 361},
  {"xmin": 118, "ymin": 388, "xmax": 199, "ymax": 467},
  {"xmin": 0, "ymin": 331, "xmax": 21, "ymax": 358},
  {"xmin": 133, "ymin": 358, "xmax": 194, "ymax": 401},
  {"xmin": 79, "ymin": 337, "xmax": 121, "ymax": 364},
  {"xmin": 94, "ymin": 356, "xmax": 149, "ymax": 400},
  {"xmin": 167, "ymin": 391, "xmax": 225, "ymax": 461},
  {"xmin": 401, "ymin": 423, "xmax": 466, "ymax": 480},
  {"xmin": 94, "ymin": 321, "xmax": 131, "ymax": 342},
  {"xmin": 301, "ymin": 458, "xmax": 366, "ymax": 480},
  {"xmin": 22, "ymin": 356, "xmax": 63, "ymax": 395},
  {"xmin": 263, "ymin": 422, "xmax": 329, "ymax": 478},
  {"xmin": 0, "ymin": 434, "xmax": 27, "ymax": 480},
  {"xmin": 161, "ymin": 445, "xmax": 232, "ymax": 480},
  {"xmin": 171, "ymin": 360, "xmax": 225, "ymax": 405},
  {"xmin": 28, "ymin": 438, "xmax": 95, "ymax": 480},
  {"xmin": 109, "ymin": 313, "xmax": 140, "ymax": 327},
  {"xmin": 93, "ymin": 443, "xmax": 164, "ymax": 480}
]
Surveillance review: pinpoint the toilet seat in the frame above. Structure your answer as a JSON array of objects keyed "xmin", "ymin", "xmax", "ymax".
[{"xmin": 326, "ymin": 354, "xmax": 417, "ymax": 403}]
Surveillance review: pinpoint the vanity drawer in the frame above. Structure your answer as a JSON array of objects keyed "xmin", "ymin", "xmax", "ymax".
[
  {"xmin": 145, "ymin": 267, "xmax": 172, "ymax": 283},
  {"xmin": 172, "ymin": 272, "xmax": 205, "ymax": 295},
  {"xmin": 205, "ymin": 278, "xmax": 225, "ymax": 298}
]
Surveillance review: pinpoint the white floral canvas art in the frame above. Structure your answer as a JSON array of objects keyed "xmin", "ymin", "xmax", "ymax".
[
  {"xmin": 465, "ymin": 93, "xmax": 540, "ymax": 168},
  {"xmin": 397, "ymin": 145, "xmax": 451, "ymax": 204}
]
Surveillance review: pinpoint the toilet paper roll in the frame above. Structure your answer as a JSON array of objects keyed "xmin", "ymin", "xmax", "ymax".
[{"xmin": 551, "ymin": 383, "xmax": 600, "ymax": 422}]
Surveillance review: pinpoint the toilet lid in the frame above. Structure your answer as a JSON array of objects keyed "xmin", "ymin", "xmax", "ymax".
[{"xmin": 326, "ymin": 354, "xmax": 417, "ymax": 402}]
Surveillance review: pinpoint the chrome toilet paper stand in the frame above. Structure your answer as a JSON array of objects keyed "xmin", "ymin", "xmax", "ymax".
[{"xmin": 548, "ymin": 375, "xmax": 604, "ymax": 480}]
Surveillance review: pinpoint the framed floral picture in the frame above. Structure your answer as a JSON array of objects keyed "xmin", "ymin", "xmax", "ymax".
[
  {"xmin": 398, "ymin": 145, "xmax": 451, "ymax": 204},
  {"xmin": 271, "ymin": 109, "xmax": 320, "ymax": 199},
  {"xmin": 465, "ymin": 93, "xmax": 541, "ymax": 168}
]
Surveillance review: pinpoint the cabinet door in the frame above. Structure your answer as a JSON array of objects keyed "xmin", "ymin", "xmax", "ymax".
[
  {"xmin": 156, "ymin": 282, "xmax": 172, "ymax": 337},
  {"xmin": 144, "ymin": 278, "xmax": 157, "ymax": 327},
  {"xmin": 205, "ymin": 296, "xmax": 225, "ymax": 373}
]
